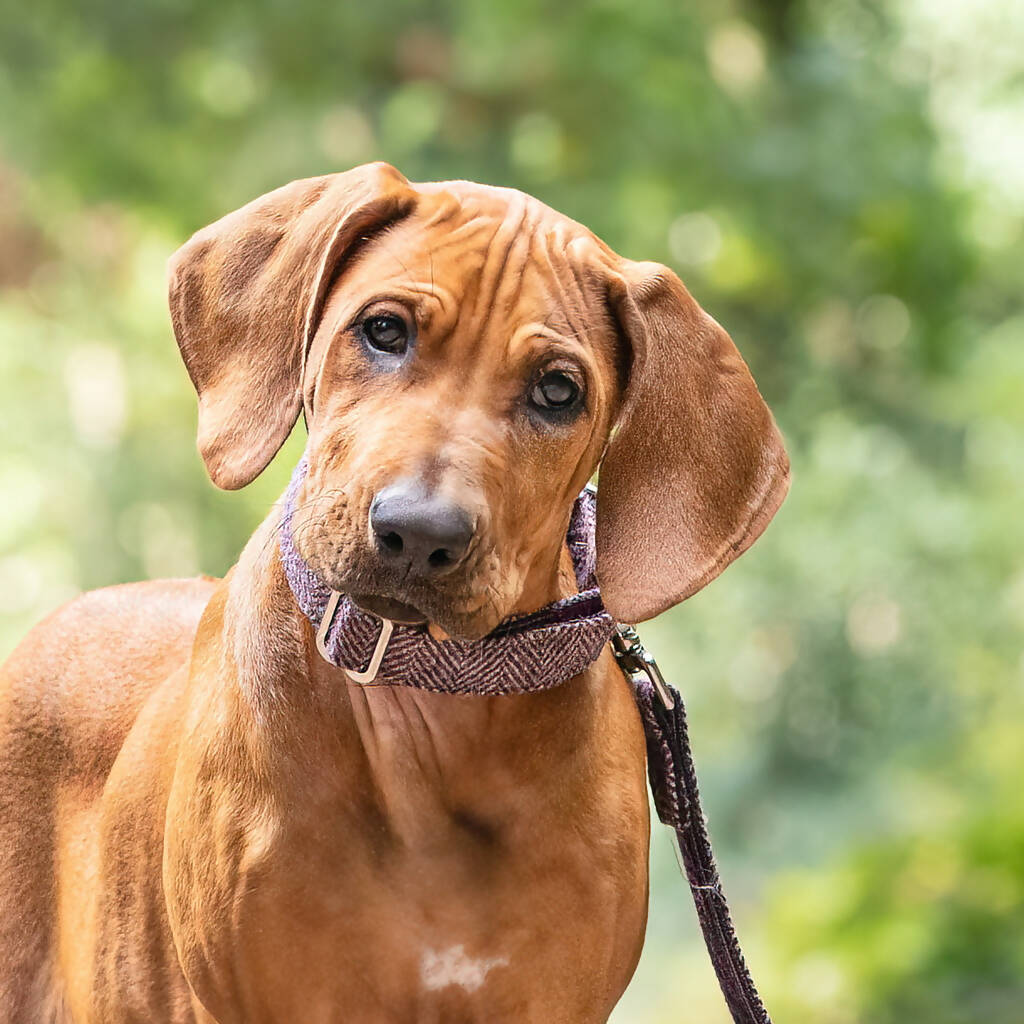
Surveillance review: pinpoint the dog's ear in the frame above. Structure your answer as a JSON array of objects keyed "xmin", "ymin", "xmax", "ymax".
[
  {"xmin": 167, "ymin": 162, "xmax": 415, "ymax": 489},
  {"xmin": 596, "ymin": 260, "xmax": 790, "ymax": 623}
]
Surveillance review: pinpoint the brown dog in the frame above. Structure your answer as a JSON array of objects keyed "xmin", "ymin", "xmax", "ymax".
[{"xmin": 0, "ymin": 162, "xmax": 788, "ymax": 1023}]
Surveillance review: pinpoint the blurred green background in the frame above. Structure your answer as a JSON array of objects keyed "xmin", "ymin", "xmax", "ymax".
[{"xmin": 1, "ymin": 0, "xmax": 1022, "ymax": 1020}]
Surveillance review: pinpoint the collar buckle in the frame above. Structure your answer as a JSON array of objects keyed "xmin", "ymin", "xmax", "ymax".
[{"xmin": 315, "ymin": 590, "xmax": 395, "ymax": 684}]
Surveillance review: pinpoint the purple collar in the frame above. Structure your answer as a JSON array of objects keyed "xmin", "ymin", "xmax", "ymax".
[{"xmin": 279, "ymin": 459, "xmax": 615, "ymax": 694}]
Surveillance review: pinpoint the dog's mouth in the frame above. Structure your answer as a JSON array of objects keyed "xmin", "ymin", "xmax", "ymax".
[
  {"xmin": 303, "ymin": 540, "xmax": 508, "ymax": 640},
  {"xmin": 343, "ymin": 581, "xmax": 503, "ymax": 641},
  {"xmin": 350, "ymin": 593, "xmax": 427, "ymax": 625}
]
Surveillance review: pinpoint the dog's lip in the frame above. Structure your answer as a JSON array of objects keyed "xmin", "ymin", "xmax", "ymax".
[{"xmin": 350, "ymin": 593, "xmax": 428, "ymax": 625}]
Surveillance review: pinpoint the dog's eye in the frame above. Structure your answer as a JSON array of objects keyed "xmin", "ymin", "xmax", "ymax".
[
  {"xmin": 362, "ymin": 314, "xmax": 409, "ymax": 354},
  {"xmin": 530, "ymin": 371, "xmax": 580, "ymax": 411}
]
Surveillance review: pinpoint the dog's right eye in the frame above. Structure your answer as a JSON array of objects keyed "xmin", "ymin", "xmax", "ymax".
[{"xmin": 362, "ymin": 314, "xmax": 409, "ymax": 354}]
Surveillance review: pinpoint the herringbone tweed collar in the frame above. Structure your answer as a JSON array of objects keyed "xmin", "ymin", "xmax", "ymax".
[{"xmin": 279, "ymin": 458, "xmax": 615, "ymax": 695}]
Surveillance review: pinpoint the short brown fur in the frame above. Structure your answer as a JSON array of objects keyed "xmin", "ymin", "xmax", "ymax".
[{"xmin": 0, "ymin": 163, "xmax": 788, "ymax": 1023}]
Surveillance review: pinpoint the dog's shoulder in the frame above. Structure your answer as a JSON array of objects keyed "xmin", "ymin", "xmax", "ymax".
[{"xmin": 0, "ymin": 577, "xmax": 219, "ymax": 779}]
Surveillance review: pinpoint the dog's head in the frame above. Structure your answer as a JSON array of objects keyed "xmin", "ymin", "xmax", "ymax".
[{"xmin": 168, "ymin": 163, "xmax": 789, "ymax": 639}]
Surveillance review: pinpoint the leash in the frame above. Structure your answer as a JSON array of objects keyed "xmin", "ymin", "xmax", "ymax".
[
  {"xmin": 280, "ymin": 460, "xmax": 773, "ymax": 1022},
  {"xmin": 613, "ymin": 625, "xmax": 773, "ymax": 1024}
]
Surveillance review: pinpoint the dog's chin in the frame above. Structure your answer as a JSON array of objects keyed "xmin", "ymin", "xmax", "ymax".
[
  {"xmin": 430, "ymin": 607, "xmax": 503, "ymax": 642},
  {"xmin": 349, "ymin": 591, "xmax": 503, "ymax": 642},
  {"xmin": 311, "ymin": 556, "xmax": 509, "ymax": 641}
]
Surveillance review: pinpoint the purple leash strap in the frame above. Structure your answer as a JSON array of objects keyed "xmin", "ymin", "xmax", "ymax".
[
  {"xmin": 615, "ymin": 627, "xmax": 773, "ymax": 1024},
  {"xmin": 281, "ymin": 458, "xmax": 773, "ymax": 1023}
]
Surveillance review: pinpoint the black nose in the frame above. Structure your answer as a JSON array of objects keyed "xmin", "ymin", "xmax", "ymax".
[{"xmin": 370, "ymin": 481, "xmax": 475, "ymax": 576}]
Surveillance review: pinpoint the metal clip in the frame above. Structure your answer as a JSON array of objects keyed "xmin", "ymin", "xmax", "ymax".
[
  {"xmin": 611, "ymin": 624, "xmax": 675, "ymax": 710},
  {"xmin": 315, "ymin": 590, "xmax": 394, "ymax": 684}
]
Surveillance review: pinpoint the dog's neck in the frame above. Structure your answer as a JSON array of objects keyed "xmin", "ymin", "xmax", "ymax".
[{"xmin": 217, "ymin": 504, "xmax": 603, "ymax": 840}]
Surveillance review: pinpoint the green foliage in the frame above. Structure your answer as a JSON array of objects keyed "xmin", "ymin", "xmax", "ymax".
[
  {"xmin": 1, "ymin": 0, "xmax": 1021, "ymax": 1020},
  {"xmin": 764, "ymin": 783, "xmax": 1024, "ymax": 1023}
]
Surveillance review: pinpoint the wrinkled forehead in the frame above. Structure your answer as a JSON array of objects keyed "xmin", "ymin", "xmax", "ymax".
[{"xmin": 337, "ymin": 184, "xmax": 617, "ymax": 338}]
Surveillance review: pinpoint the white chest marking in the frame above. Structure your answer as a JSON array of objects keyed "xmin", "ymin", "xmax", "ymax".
[{"xmin": 420, "ymin": 944, "xmax": 509, "ymax": 993}]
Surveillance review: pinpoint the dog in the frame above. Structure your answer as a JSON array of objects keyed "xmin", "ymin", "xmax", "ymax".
[{"xmin": 0, "ymin": 162, "xmax": 789, "ymax": 1023}]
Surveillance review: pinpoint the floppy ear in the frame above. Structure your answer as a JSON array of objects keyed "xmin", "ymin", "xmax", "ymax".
[
  {"xmin": 596, "ymin": 260, "xmax": 790, "ymax": 623},
  {"xmin": 167, "ymin": 162, "xmax": 415, "ymax": 489}
]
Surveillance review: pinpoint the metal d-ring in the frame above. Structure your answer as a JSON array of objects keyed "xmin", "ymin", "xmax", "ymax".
[{"xmin": 315, "ymin": 590, "xmax": 394, "ymax": 684}]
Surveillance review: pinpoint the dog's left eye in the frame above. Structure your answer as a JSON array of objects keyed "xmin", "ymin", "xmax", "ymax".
[
  {"xmin": 362, "ymin": 314, "xmax": 409, "ymax": 354},
  {"xmin": 530, "ymin": 371, "xmax": 581, "ymax": 412}
]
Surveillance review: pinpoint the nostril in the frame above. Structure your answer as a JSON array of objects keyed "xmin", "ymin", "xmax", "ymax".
[
  {"xmin": 370, "ymin": 481, "xmax": 474, "ymax": 574},
  {"xmin": 428, "ymin": 548, "xmax": 454, "ymax": 570},
  {"xmin": 378, "ymin": 531, "xmax": 404, "ymax": 554}
]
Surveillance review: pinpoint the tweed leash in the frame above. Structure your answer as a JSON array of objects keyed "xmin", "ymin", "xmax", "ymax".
[{"xmin": 279, "ymin": 458, "xmax": 773, "ymax": 1024}]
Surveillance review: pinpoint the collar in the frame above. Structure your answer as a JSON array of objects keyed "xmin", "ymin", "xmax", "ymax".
[{"xmin": 279, "ymin": 458, "xmax": 615, "ymax": 694}]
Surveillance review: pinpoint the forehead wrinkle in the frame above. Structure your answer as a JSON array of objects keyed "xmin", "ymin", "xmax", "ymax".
[
  {"xmin": 386, "ymin": 281, "xmax": 458, "ymax": 316},
  {"xmin": 366, "ymin": 229, "xmax": 419, "ymax": 284},
  {"xmin": 531, "ymin": 234, "xmax": 594, "ymax": 345},
  {"xmin": 426, "ymin": 217, "xmax": 495, "ymax": 259},
  {"xmin": 420, "ymin": 190, "xmax": 463, "ymax": 229},
  {"xmin": 365, "ymin": 213, "xmax": 482, "ymax": 296},
  {"xmin": 325, "ymin": 264, "xmax": 454, "ymax": 318},
  {"xmin": 395, "ymin": 216, "xmax": 492, "ymax": 344},
  {"xmin": 505, "ymin": 324, "xmax": 566, "ymax": 366},
  {"xmin": 352, "ymin": 231, "xmax": 463, "ymax": 319},
  {"xmin": 504, "ymin": 332, "xmax": 602, "ymax": 402},
  {"xmin": 468, "ymin": 197, "xmax": 530, "ymax": 330}
]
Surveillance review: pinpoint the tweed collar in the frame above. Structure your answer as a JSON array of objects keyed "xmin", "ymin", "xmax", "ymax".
[{"xmin": 279, "ymin": 458, "xmax": 615, "ymax": 694}]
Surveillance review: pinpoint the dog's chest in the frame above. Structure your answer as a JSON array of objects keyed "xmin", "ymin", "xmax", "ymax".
[{"xmin": 164, "ymin": 741, "xmax": 648, "ymax": 1023}]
